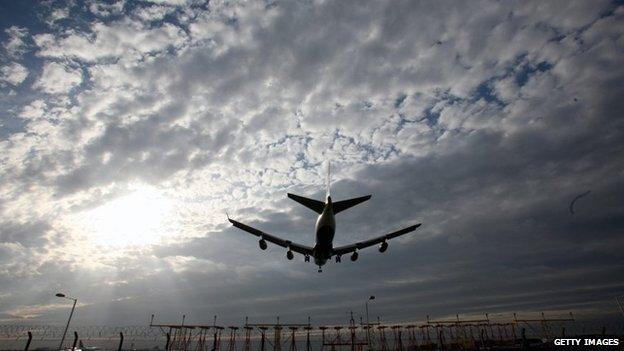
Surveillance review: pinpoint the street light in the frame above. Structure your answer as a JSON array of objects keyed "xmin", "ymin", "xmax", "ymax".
[
  {"xmin": 55, "ymin": 292, "xmax": 77, "ymax": 351},
  {"xmin": 365, "ymin": 296, "xmax": 375, "ymax": 350}
]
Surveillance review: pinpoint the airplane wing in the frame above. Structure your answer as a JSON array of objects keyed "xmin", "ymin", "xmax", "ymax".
[
  {"xmin": 228, "ymin": 217, "xmax": 313, "ymax": 255},
  {"xmin": 332, "ymin": 223, "xmax": 421, "ymax": 256}
]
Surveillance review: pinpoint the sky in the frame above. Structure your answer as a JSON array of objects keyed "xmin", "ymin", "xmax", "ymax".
[{"xmin": 0, "ymin": 0, "xmax": 623, "ymax": 328}]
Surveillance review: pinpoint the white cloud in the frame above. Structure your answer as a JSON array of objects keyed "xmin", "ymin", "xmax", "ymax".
[
  {"xmin": 49, "ymin": 7, "xmax": 70, "ymax": 23},
  {"xmin": 88, "ymin": 0, "xmax": 125, "ymax": 17},
  {"xmin": 3, "ymin": 26, "xmax": 29, "ymax": 58},
  {"xmin": 0, "ymin": 62, "xmax": 28, "ymax": 85},
  {"xmin": 132, "ymin": 4, "xmax": 175, "ymax": 22},
  {"xmin": 32, "ymin": 62, "xmax": 82, "ymax": 94},
  {"xmin": 34, "ymin": 19, "xmax": 187, "ymax": 63},
  {"xmin": 19, "ymin": 100, "xmax": 46, "ymax": 120},
  {"xmin": 146, "ymin": 0, "xmax": 188, "ymax": 5}
]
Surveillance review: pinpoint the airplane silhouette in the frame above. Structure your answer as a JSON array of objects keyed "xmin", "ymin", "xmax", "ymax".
[{"xmin": 228, "ymin": 163, "xmax": 421, "ymax": 272}]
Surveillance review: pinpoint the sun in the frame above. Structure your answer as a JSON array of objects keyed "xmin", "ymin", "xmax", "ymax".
[{"xmin": 78, "ymin": 186, "xmax": 172, "ymax": 248}]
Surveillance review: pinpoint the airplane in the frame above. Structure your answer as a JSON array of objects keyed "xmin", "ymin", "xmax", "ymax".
[{"xmin": 227, "ymin": 163, "xmax": 421, "ymax": 272}]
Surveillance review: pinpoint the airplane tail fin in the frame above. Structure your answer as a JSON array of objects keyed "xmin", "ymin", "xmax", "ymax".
[
  {"xmin": 287, "ymin": 193, "xmax": 325, "ymax": 214},
  {"xmin": 287, "ymin": 161, "xmax": 333, "ymax": 214},
  {"xmin": 326, "ymin": 161, "xmax": 331, "ymax": 198},
  {"xmin": 332, "ymin": 195, "xmax": 372, "ymax": 214},
  {"xmin": 287, "ymin": 162, "xmax": 371, "ymax": 214}
]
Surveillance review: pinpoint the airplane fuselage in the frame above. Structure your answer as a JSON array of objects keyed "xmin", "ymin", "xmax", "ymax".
[{"xmin": 313, "ymin": 196, "xmax": 335, "ymax": 266}]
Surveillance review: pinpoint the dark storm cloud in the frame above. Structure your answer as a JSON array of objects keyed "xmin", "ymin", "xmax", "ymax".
[{"xmin": 0, "ymin": 0, "xmax": 623, "ymax": 327}]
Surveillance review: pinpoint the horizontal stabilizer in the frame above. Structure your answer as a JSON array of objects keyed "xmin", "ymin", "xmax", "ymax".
[
  {"xmin": 287, "ymin": 193, "xmax": 325, "ymax": 214},
  {"xmin": 333, "ymin": 195, "xmax": 371, "ymax": 214}
]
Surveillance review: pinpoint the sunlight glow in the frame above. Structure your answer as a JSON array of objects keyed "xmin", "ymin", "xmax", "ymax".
[{"xmin": 79, "ymin": 186, "xmax": 172, "ymax": 247}]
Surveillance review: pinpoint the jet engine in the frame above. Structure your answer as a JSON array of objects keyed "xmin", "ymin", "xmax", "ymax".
[
  {"xmin": 350, "ymin": 251, "xmax": 359, "ymax": 261},
  {"xmin": 286, "ymin": 250, "xmax": 294, "ymax": 260},
  {"xmin": 379, "ymin": 241, "xmax": 388, "ymax": 253},
  {"xmin": 259, "ymin": 239, "xmax": 268, "ymax": 250}
]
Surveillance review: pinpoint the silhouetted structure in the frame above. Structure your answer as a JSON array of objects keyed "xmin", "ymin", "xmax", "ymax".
[{"xmin": 3, "ymin": 312, "xmax": 621, "ymax": 351}]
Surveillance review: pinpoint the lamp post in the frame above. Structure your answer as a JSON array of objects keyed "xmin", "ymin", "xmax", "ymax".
[
  {"xmin": 56, "ymin": 293, "xmax": 77, "ymax": 351},
  {"xmin": 365, "ymin": 296, "xmax": 375, "ymax": 350}
]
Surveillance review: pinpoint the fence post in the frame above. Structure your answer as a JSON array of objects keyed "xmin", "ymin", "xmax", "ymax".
[
  {"xmin": 25, "ymin": 331, "xmax": 33, "ymax": 351},
  {"xmin": 71, "ymin": 332, "xmax": 78, "ymax": 351},
  {"xmin": 118, "ymin": 332, "xmax": 124, "ymax": 351}
]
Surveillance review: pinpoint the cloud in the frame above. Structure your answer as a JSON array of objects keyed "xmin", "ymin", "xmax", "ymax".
[
  {"xmin": 32, "ymin": 62, "xmax": 82, "ymax": 94},
  {"xmin": 0, "ymin": 62, "xmax": 28, "ymax": 86},
  {"xmin": 132, "ymin": 4, "xmax": 176, "ymax": 22},
  {"xmin": 0, "ymin": 219, "xmax": 52, "ymax": 248},
  {"xmin": 34, "ymin": 19, "xmax": 187, "ymax": 63},
  {"xmin": 88, "ymin": 1, "xmax": 125, "ymax": 18},
  {"xmin": 2, "ymin": 26, "xmax": 29, "ymax": 58},
  {"xmin": 146, "ymin": 0, "xmax": 189, "ymax": 6},
  {"xmin": 48, "ymin": 7, "xmax": 70, "ymax": 24}
]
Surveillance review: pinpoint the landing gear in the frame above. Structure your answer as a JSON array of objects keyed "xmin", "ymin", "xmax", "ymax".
[
  {"xmin": 335, "ymin": 255, "xmax": 341, "ymax": 263},
  {"xmin": 304, "ymin": 255, "xmax": 310, "ymax": 262},
  {"xmin": 318, "ymin": 266, "xmax": 322, "ymax": 273}
]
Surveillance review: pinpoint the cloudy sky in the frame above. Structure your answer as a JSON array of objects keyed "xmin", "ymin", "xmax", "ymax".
[{"xmin": 1, "ymin": 0, "xmax": 623, "ymax": 328}]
